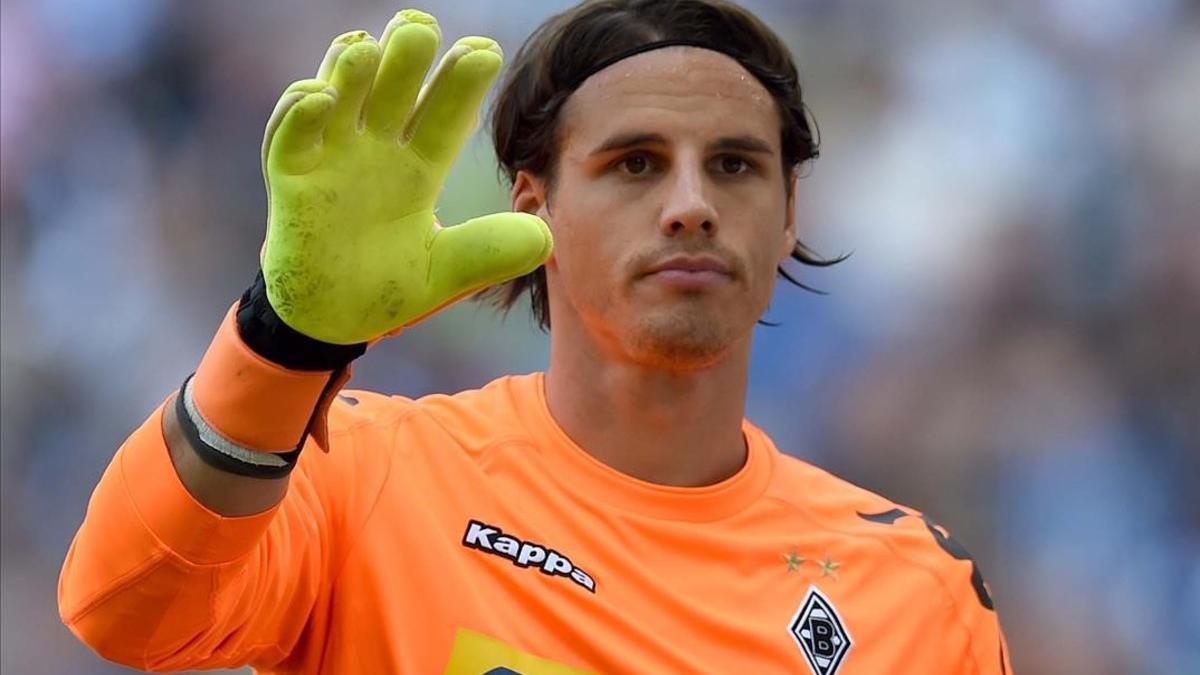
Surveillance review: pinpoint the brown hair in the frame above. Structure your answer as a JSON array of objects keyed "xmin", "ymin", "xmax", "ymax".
[{"xmin": 482, "ymin": 0, "xmax": 844, "ymax": 329}]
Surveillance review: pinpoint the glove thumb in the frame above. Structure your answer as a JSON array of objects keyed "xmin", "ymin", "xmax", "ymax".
[{"xmin": 425, "ymin": 211, "xmax": 553, "ymax": 309}]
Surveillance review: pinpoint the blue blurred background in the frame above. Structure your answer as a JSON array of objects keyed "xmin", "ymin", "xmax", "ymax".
[{"xmin": 1, "ymin": 0, "xmax": 1197, "ymax": 673}]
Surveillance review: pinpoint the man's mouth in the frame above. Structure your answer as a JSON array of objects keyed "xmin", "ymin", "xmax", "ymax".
[{"xmin": 642, "ymin": 254, "xmax": 734, "ymax": 289}]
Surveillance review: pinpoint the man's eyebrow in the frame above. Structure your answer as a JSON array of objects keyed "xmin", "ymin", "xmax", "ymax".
[
  {"xmin": 588, "ymin": 132, "xmax": 668, "ymax": 156},
  {"xmin": 709, "ymin": 136, "xmax": 775, "ymax": 155},
  {"xmin": 587, "ymin": 132, "xmax": 777, "ymax": 157}
]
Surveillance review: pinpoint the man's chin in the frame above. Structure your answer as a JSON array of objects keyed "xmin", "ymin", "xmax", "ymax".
[{"xmin": 628, "ymin": 313, "xmax": 732, "ymax": 371}]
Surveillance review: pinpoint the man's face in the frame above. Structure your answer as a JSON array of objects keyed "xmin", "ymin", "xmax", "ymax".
[{"xmin": 522, "ymin": 47, "xmax": 796, "ymax": 370}]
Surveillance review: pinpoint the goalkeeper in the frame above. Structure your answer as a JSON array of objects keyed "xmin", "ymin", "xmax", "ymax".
[{"xmin": 59, "ymin": 1, "xmax": 1011, "ymax": 673}]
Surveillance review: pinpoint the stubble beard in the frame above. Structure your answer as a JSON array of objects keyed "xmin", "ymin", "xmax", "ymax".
[{"xmin": 626, "ymin": 298, "xmax": 732, "ymax": 371}]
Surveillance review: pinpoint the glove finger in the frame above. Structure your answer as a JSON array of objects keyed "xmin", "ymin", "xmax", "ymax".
[
  {"xmin": 425, "ymin": 212, "xmax": 553, "ymax": 304},
  {"xmin": 263, "ymin": 79, "xmax": 336, "ymax": 175},
  {"xmin": 404, "ymin": 37, "xmax": 503, "ymax": 170},
  {"xmin": 363, "ymin": 10, "xmax": 441, "ymax": 136},
  {"xmin": 266, "ymin": 91, "xmax": 337, "ymax": 176},
  {"xmin": 317, "ymin": 32, "xmax": 381, "ymax": 140}
]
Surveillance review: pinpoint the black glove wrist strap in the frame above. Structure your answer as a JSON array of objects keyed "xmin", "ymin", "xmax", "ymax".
[{"xmin": 236, "ymin": 270, "xmax": 367, "ymax": 371}]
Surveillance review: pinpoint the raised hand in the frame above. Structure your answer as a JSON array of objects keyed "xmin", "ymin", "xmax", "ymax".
[{"xmin": 260, "ymin": 9, "xmax": 552, "ymax": 344}]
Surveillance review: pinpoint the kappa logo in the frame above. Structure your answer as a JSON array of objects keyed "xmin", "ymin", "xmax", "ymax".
[
  {"xmin": 788, "ymin": 586, "xmax": 852, "ymax": 675},
  {"xmin": 462, "ymin": 520, "xmax": 596, "ymax": 593}
]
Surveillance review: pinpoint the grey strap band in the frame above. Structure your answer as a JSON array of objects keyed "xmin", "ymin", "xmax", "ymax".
[{"xmin": 176, "ymin": 375, "xmax": 299, "ymax": 478}]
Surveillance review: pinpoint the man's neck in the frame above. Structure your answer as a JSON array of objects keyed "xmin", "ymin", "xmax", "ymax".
[{"xmin": 544, "ymin": 330, "xmax": 751, "ymax": 488}]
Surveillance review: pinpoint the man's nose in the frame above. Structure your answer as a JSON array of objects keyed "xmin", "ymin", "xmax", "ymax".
[{"xmin": 659, "ymin": 163, "xmax": 717, "ymax": 237}]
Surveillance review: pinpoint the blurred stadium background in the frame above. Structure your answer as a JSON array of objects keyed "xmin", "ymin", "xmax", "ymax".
[{"xmin": 1, "ymin": 0, "xmax": 1197, "ymax": 673}]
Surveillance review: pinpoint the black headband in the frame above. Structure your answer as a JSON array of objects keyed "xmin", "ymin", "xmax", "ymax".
[{"xmin": 565, "ymin": 39, "xmax": 761, "ymax": 93}]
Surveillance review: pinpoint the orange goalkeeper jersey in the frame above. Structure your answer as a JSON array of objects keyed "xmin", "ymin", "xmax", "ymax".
[{"xmin": 60, "ymin": 373, "xmax": 1011, "ymax": 674}]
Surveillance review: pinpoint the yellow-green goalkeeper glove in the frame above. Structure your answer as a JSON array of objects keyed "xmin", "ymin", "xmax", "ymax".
[{"xmin": 259, "ymin": 9, "xmax": 552, "ymax": 345}]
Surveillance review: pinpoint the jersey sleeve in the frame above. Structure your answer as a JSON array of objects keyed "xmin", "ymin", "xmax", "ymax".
[
  {"xmin": 57, "ymin": 394, "xmax": 392, "ymax": 671},
  {"xmin": 850, "ymin": 502, "xmax": 1014, "ymax": 674},
  {"xmin": 941, "ymin": 555, "xmax": 1014, "ymax": 674},
  {"xmin": 909, "ymin": 517, "xmax": 1014, "ymax": 675}
]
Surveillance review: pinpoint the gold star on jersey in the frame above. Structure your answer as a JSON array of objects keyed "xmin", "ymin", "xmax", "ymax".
[
  {"xmin": 784, "ymin": 551, "xmax": 806, "ymax": 572},
  {"xmin": 818, "ymin": 554, "xmax": 842, "ymax": 580}
]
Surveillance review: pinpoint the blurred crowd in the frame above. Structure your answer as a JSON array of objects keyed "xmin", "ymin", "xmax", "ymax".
[{"xmin": 1, "ymin": 0, "xmax": 1196, "ymax": 673}]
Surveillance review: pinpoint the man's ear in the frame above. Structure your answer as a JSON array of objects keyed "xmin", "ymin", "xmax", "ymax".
[
  {"xmin": 512, "ymin": 170, "xmax": 555, "ymax": 266},
  {"xmin": 511, "ymin": 170, "xmax": 549, "ymax": 220},
  {"xmin": 781, "ymin": 171, "xmax": 799, "ymax": 263}
]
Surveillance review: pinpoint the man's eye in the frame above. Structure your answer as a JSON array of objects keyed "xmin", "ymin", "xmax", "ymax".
[
  {"xmin": 618, "ymin": 154, "xmax": 653, "ymax": 176},
  {"xmin": 718, "ymin": 155, "xmax": 751, "ymax": 174}
]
